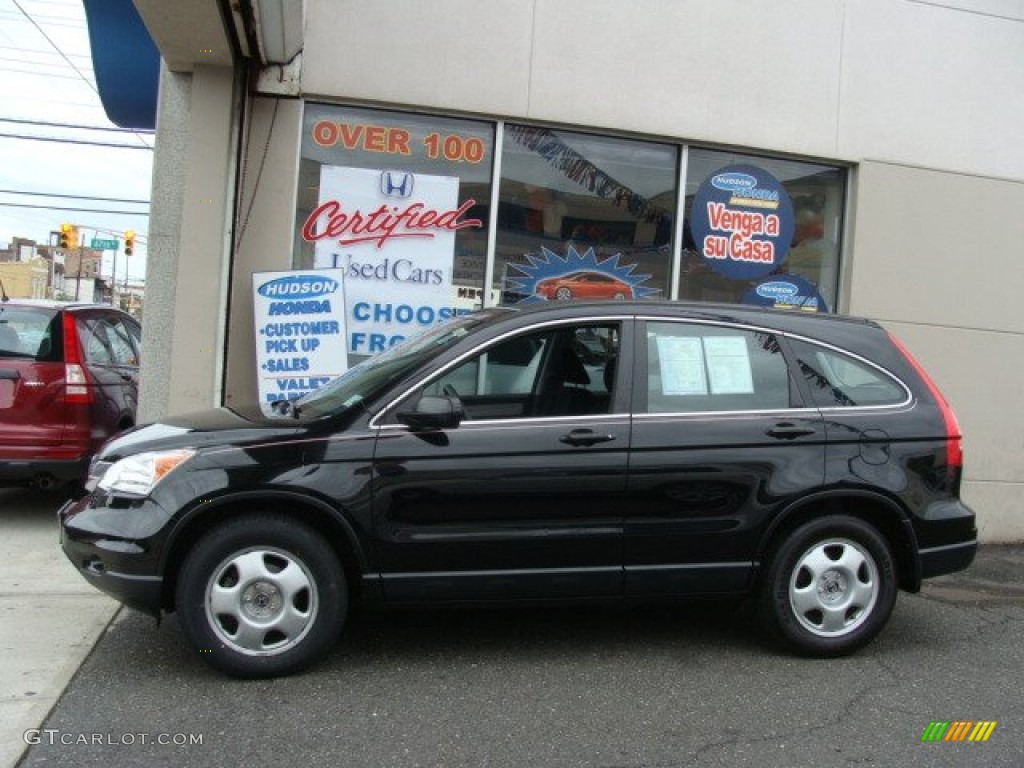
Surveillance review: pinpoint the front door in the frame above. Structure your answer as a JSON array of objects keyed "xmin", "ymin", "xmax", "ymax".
[{"xmin": 372, "ymin": 320, "xmax": 631, "ymax": 601}]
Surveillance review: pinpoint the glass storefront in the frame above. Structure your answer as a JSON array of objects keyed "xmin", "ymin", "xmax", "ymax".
[
  {"xmin": 292, "ymin": 103, "xmax": 848, "ymax": 361},
  {"xmin": 682, "ymin": 149, "xmax": 845, "ymax": 312},
  {"xmin": 494, "ymin": 127, "xmax": 677, "ymax": 305},
  {"xmin": 295, "ymin": 104, "xmax": 494, "ymax": 299}
]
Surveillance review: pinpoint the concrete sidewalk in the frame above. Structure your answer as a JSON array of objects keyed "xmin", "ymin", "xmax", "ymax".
[{"xmin": 0, "ymin": 489, "xmax": 119, "ymax": 768}]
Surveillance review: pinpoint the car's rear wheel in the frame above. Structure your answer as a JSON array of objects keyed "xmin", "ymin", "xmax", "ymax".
[
  {"xmin": 175, "ymin": 514, "xmax": 346, "ymax": 678},
  {"xmin": 758, "ymin": 515, "xmax": 896, "ymax": 656}
]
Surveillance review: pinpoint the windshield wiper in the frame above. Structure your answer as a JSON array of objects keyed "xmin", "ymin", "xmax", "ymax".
[{"xmin": 270, "ymin": 398, "xmax": 302, "ymax": 418}]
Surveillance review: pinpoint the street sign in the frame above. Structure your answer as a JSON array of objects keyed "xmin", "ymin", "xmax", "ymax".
[{"xmin": 90, "ymin": 238, "xmax": 119, "ymax": 250}]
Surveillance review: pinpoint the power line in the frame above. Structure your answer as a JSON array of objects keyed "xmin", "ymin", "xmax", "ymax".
[
  {"xmin": 8, "ymin": 0, "xmax": 152, "ymax": 149},
  {"xmin": 0, "ymin": 66, "xmax": 95, "ymax": 82},
  {"xmin": 0, "ymin": 132, "xmax": 153, "ymax": 150},
  {"xmin": 0, "ymin": 202, "xmax": 149, "ymax": 216},
  {"xmin": 8, "ymin": 1, "xmax": 94, "ymax": 91},
  {"xmin": 0, "ymin": 189, "xmax": 149, "ymax": 204},
  {"xmin": 0, "ymin": 117, "xmax": 153, "ymax": 135}
]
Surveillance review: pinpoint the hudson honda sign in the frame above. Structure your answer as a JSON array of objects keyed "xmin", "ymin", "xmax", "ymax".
[{"xmin": 689, "ymin": 164, "xmax": 796, "ymax": 281}]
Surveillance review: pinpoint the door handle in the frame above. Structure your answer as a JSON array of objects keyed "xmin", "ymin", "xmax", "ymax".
[
  {"xmin": 765, "ymin": 423, "xmax": 816, "ymax": 440},
  {"xmin": 559, "ymin": 429, "xmax": 616, "ymax": 447}
]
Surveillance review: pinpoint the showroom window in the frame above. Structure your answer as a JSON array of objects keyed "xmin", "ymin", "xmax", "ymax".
[
  {"xmin": 294, "ymin": 104, "xmax": 495, "ymax": 367},
  {"xmin": 493, "ymin": 126, "xmax": 677, "ymax": 306},
  {"xmin": 289, "ymin": 104, "xmax": 849, "ymax": 372},
  {"xmin": 641, "ymin": 321, "xmax": 791, "ymax": 414},
  {"xmin": 682, "ymin": 149, "xmax": 846, "ymax": 312}
]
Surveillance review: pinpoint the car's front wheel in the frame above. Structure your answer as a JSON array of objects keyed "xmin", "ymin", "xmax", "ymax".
[
  {"xmin": 175, "ymin": 514, "xmax": 347, "ymax": 678},
  {"xmin": 758, "ymin": 515, "xmax": 896, "ymax": 657}
]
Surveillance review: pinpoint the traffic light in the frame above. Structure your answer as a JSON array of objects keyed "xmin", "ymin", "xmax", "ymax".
[
  {"xmin": 124, "ymin": 230, "xmax": 135, "ymax": 256},
  {"xmin": 58, "ymin": 223, "xmax": 77, "ymax": 250}
]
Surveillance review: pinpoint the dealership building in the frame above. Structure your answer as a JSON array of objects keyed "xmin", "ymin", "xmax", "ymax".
[{"xmin": 107, "ymin": 0, "xmax": 1023, "ymax": 540}]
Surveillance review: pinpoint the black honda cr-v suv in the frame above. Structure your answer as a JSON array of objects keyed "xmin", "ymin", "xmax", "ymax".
[{"xmin": 60, "ymin": 301, "xmax": 976, "ymax": 677}]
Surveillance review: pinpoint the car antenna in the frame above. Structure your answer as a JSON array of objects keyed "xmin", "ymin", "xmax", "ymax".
[{"xmin": 0, "ymin": 278, "xmax": 8, "ymax": 302}]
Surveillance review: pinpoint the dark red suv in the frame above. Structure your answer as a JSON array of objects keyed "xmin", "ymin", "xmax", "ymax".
[{"xmin": 0, "ymin": 299, "xmax": 141, "ymax": 490}]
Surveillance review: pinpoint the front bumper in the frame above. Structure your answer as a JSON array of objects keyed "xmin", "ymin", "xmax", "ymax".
[{"xmin": 58, "ymin": 494, "xmax": 171, "ymax": 617}]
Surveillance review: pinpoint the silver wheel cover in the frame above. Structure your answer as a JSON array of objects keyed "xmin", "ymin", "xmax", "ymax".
[
  {"xmin": 204, "ymin": 546, "xmax": 319, "ymax": 656},
  {"xmin": 788, "ymin": 537, "xmax": 879, "ymax": 638}
]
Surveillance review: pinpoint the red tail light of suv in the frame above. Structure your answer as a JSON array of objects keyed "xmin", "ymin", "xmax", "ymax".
[{"xmin": 0, "ymin": 299, "xmax": 142, "ymax": 491}]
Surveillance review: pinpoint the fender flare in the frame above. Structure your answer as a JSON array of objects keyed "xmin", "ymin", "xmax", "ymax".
[
  {"xmin": 754, "ymin": 488, "xmax": 922, "ymax": 592},
  {"xmin": 159, "ymin": 488, "xmax": 370, "ymax": 577}
]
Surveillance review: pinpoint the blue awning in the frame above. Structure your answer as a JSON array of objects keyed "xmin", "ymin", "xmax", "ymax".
[{"xmin": 82, "ymin": 0, "xmax": 160, "ymax": 130}]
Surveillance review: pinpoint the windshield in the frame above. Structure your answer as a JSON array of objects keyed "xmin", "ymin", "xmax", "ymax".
[{"xmin": 293, "ymin": 311, "xmax": 501, "ymax": 418}]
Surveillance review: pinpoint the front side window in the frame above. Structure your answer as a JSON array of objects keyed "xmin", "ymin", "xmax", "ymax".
[
  {"xmin": 407, "ymin": 323, "xmax": 620, "ymax": 421},
  {"xmin": 642, "ymin": 321, "xmax": 791, "ymax": 413}
]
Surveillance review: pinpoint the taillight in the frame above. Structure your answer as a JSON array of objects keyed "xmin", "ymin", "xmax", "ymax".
[
  {"xmin": 888, "ymin": 332, "xmax": 962, "ymax": 468},
  {"xmin": 62, "ymin": 313, "xmax": 92, "ymax": 404}
]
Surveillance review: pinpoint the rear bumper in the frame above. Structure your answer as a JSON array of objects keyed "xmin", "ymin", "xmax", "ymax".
[
  {"xmin": 915, "ymin": 498, "xmax": 978, "ymax": 580},
  {"xmin": 920, "ymin": 540, "xmax": 978, "ymax": 579},
  {"xmin": 0, "ymin": 455, "xmax": 89, "ymax": 485}
]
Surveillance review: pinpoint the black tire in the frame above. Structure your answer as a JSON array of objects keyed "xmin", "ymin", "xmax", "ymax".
[
  {"xmin": 555, "ymin": 286, "xmax": 572, "ymax": 300},
  {"xmin": 758, "ymin": 515, "xmax": 896, "ymax": 657},
  {"xmin": 175, "ymin": 514, "xmax": 347, "ymax": 678}
]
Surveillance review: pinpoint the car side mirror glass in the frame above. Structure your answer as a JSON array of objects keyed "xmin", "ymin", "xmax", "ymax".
[{"xmin": 397, "ymin": 395, "xmax": 464, "ymax": 431}]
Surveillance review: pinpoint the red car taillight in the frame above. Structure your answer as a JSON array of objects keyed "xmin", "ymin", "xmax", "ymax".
[
  {"xmin": 62, "ymin": 312, "xmax": 92, "ymax": 404},
  {"xmin": 888, "ymin": 332, "xmax": 961, "ymax": 469}
]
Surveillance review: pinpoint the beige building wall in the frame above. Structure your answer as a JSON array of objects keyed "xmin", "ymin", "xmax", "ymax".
[
  {"xmin": 138, "ymin": 63, "xmax": 238, "ymax": 422},
  {"xmin": 223, "ymin": 98, "xmax": 304, "ymax": 407},
  {"xmin": 136, "ymin": 0, "xmax": 1023, "ymax": 540},
  {"xmin": 847, "ymin": 161, "xmax": 1024, "ymax": 542},
  {"xmin": 305, "ymin": 0, "xmax": 1024, "ymax": 179}
]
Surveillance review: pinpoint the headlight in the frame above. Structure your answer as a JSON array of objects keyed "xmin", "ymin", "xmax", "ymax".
[{"xmin": 96, "ymin": 449, "xmax": 195, "ymax": 497}]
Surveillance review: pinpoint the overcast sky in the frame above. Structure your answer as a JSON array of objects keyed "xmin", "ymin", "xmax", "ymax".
[{"xmin": 0, "ymin": 0, "xmax": 153, "ymax": 282}]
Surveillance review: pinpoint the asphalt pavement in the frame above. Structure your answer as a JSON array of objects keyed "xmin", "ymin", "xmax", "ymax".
[{"xmin": 3, "ymin": 486, "xmax": 1023, "ymax": 768}]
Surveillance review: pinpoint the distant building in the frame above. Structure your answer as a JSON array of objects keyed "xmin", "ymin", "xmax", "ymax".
[{"xmin": 0, "ymin": 257, "xmax": 49, "ymax": 299}]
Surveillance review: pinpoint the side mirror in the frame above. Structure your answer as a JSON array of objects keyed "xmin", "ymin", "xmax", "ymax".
[{"xmin": 397, "ymin": 395, "xmax": 464, "ymax": 431}]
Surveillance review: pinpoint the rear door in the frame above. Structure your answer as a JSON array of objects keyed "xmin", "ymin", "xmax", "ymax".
[
  {"xmin": 624, "ymin": 318, "xmax": 826, "ymax": 596},
  {"xmin": 0, "ymin": 305, "xmax": 67, "ymax": 454}
]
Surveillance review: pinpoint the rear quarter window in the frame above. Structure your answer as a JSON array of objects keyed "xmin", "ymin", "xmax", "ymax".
[
  {"xmin": 788, "ymin": 338, "xmax": 907, "ymax": 407},
  {"xmin": 0, "ymin": 307, "xmax": 61, "ymax": 362}
]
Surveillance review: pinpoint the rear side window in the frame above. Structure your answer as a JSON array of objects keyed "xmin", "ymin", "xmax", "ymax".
[
  {"xmin": 78, "ymin": 315, "xmax": 139, "ymax": 366},
  {"xmin": 643, "ymin": 322, "xmax": 791, "ymax": 413},
  {"xmin": 789, "ymin": 338, "xmax": 907, "ymax": 407},
  {"xmin": 0, "ymin": 307, "xmax": 61, "ymax": 362}
]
